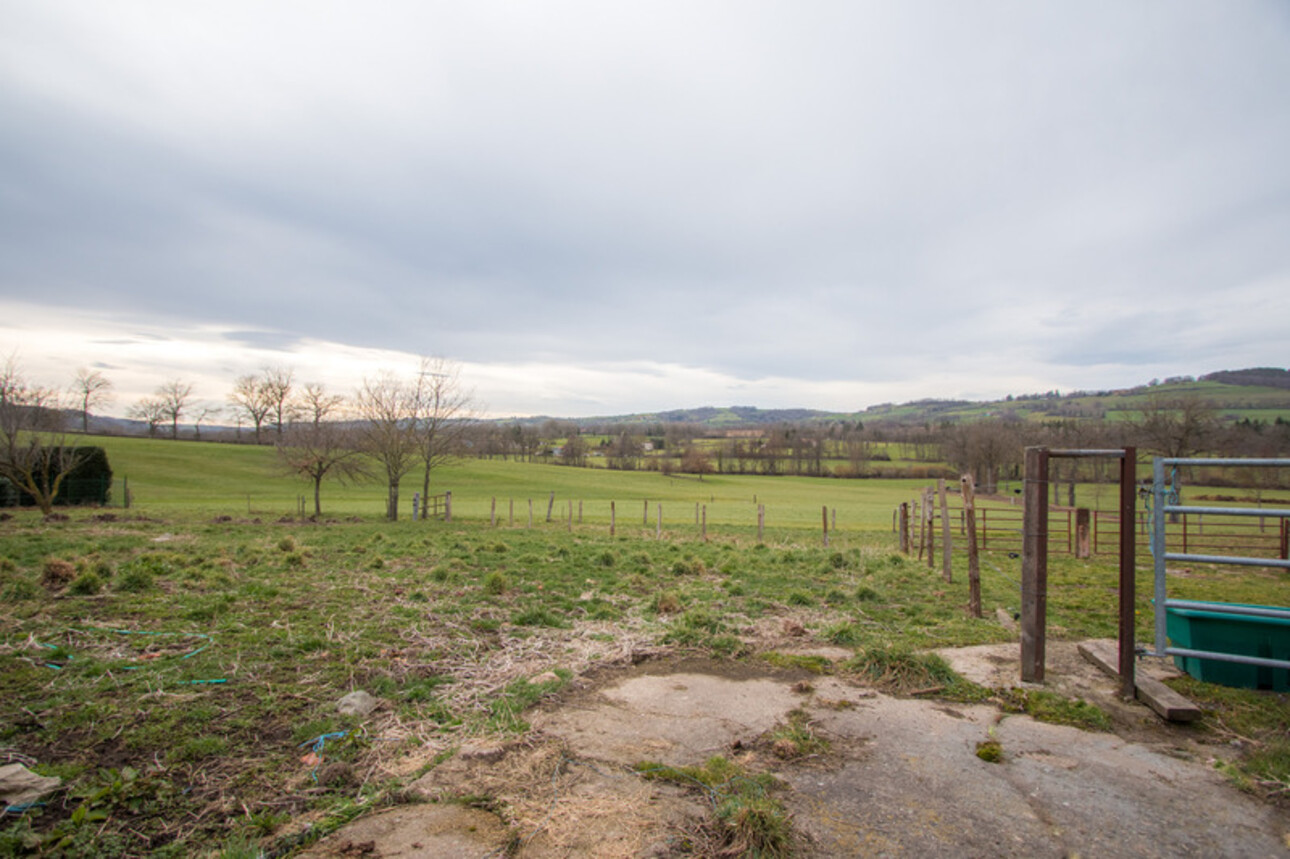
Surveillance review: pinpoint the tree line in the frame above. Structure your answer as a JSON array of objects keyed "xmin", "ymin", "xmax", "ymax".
[{"xmin": 1, "ymin": 355, "xmax": 473, "ymax": 520}]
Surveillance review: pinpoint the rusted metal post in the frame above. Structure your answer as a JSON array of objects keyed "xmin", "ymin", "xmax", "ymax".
[
  {"xmin": 1118, "ymin": 447, "xmax": 1137, "ymax": 700},
  {"xmin": 1021, "ymin": 446, "xmax": 1049, "ymax": 683}
]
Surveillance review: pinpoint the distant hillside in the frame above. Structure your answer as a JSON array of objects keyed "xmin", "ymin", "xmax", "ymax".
[
  {"xmin": 82, "ymin": 367, "xmax": 1290, "ymax": 436},
  {"xmin": 557, "ymin": 368, "xmax": 1290, "ymax": 430},
  {"xmin": 1200, "ymin": 368, "xmax": 1290, "ymax": 389}
]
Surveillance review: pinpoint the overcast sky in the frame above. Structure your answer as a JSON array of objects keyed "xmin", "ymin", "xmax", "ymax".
[{"xmin": 2, "ymin": 2, "xmax": 1288, "ymax": 419}]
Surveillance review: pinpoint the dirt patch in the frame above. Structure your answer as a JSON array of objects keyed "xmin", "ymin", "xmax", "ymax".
[
  {"xmin": 317, "ymin": 647, "xmax": 1290, "ymax": 856},
  {"xmin": 299, "ymin": 803, "xmax": 511, "ymax": 858}
]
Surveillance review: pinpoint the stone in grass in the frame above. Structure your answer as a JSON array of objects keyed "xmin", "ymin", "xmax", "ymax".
[
  {"xmin": 336, "ymin": 690, "xmax": 380, "ymax": 717},
  {"xmin": 0, "ymin": 764, "xmax": 62, "ymax": 806}
]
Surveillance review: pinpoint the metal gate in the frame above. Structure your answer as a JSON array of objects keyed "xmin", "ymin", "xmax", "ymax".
[{"xmin": 1150, "ymin": 457, "xmax": 1290, "ymax": 682}]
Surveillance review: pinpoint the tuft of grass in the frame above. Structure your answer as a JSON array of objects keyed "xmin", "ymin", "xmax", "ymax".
[
  {"xmin": 998, "ymin": 688, "xmax": 1111, "ymax": 732},
  {"xmin": 68, "ymin": 572, "xmax": 103, "ymax": 595},
  {"xmin": 483, "ymin": 571, "xmax": 510, "ymax": 595},
  {"xmin": 652, "ymin": 590, "xmax": 683, "ymax": 615},
  {"xmin": 976, "ymin": 739, "xmax": 1004, "ymax": 763},
  {"xmin": 635, "ymin": 757, "xmax": 792, "ymax": 858},
  {"xmin": 844, "ymin": 645, "xmax": 958, "ymax": 693},
  {"xmin": 42, "ymin": 557, "xmax": 76, "ymax": 589},
  {"xmin": 761, "ymin": 652, "xmax": 832, "ymax": 675},
  {"xmin": 767, "ymin": 708, "xmax": 830, "ymax": 759}
]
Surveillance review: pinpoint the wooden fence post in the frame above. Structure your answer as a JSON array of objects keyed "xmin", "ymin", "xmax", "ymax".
[
  {"xmin": 528, "ymin": 499, "xmax": 533, "ymax": 529},
  {"xmin": 758, "ymin": 504, "xmax": 765, "ymax": 542},
  {"xmin": 702, "ymin": 505, "xmax": 707, "ymax": 542},
  {"xmin": 657, "ymin": 503, "xmax": 662, "ymax": 539},
  {"xmin": 644, "ymin": 499, "xmax": 649, "ymax": 526},
  {"xmin": 567, "ymin": 500, "xmax": 572, "ymax": 532},
  {"xmin": 1075, "ymin": 508, "xmax": 1091, "ymax": 558},
  {"xmin": 938, "ymin": 479, "xmax": 952, "ymax": 583},
  {"xmin": 491, "ymin": 497, "xmax": 497, "ymax": 528},
  {"xmin": 610, "ymin": 501, "xmax": 616, "ymax": 537},
  {"xmin": 962, "ymin": 474, "xmax": 980, "ymax": 618},
  {"xmin": 578, "ymin": 500, "xmax": 583, "ymax": 524},
  {"xmin": 915, "ymin": 499, "xmax": 924, "ymax": 560},
  {"xmin": 445, "ymin": 491, "xmax": 452, "ymax": 523},
  {"xmin": 925, "ymin": 488, "xmax": 935, "ymax": 570},
  {"xmin": 822, "ymin": 505, "xmax": 829, "ymax": 548},
  {"xmin": 509, "ymin": 498, "xmax": 514, "ymax": 527},
  {"xmin": 899, "ymin": 503, "xmax": 910, "ymax": 554},
  {"xmin": 546, "ymin": 491, "xmax": 555, "ymax": 523},
  {"xmin": 1021, "ymin": 446, "xmax": 1050, "ymax": 683}
]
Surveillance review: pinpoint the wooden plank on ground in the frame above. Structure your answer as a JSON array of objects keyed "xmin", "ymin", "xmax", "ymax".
[{"xmin": 1078, "ymin": 642, "xmax": 1201, "ymax": 723}]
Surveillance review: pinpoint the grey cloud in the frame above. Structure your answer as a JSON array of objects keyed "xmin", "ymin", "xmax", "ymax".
[{"xmin": 2, "ymin": 1, "xmax": 1288, "ymax": 411}]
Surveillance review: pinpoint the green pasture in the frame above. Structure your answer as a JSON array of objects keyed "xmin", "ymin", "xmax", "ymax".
[
  {"xmin": 85, "ymin": 434, "xmax": 946, "ymax": 530},
  {"xmin": 2, "ymin": 437, "xmax": 1287, "ymax": 856}
]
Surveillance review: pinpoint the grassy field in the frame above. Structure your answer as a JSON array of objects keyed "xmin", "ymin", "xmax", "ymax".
[{"xmin": 2, "ymin": 438, "xmax": 1288, "ymax": 856}]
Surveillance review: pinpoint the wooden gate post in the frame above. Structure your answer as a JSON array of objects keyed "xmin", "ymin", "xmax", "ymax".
[{"xmin": 1021, "ymin": 447, "xmax": 1050, "ymax": 683}]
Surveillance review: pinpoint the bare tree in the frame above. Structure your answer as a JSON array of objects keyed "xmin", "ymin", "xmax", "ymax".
[
  {"xmin": 1131, "ymin": 394, "xmax": 1218, "ymax": 459},
  {"xmin": 261, "ymin": 367, "xmax": 296, "ymax": 440},
  {"xmin": 127, "ymin": 397, "xmax": 167, "ymax": 437},
  {"xmin": 278, "ymin": 410, "xmax": 367, "ymax": 517},
  {"xmin": 412, "ymin": 357, "xmax": 474, "ymax": 510},
  {"xmin": 228, "ymin": 374, "xmax": 273, "ymax": 444},
  {"xmin": 355, "ymin": 371, "xmax": 421, "ymax": 521},
  {"xmin": 0, "ymin": 357, "xmax": 85, "ymax": 516},
  {"xmin": 71, "ymin": 367, "xmax": 113, "ymax": 434},
  {"xmin": 156, "ymin": 379, "xmax": 194, "ymax": 439},
  {"xmin": 296, "ymin": 382, "xmax": 345, "ymax": 428},
  {"xmin": 559, "ymin": 431, "xmax": 587, "ymax": 467},
  {"xmin": 191, "ymin": 404, "xmax": 221, "ymax": 441}
]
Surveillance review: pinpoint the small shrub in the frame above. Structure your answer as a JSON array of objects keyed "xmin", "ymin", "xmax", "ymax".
[
  {"xmin": 597, "ymin": 550, "xmax": 616, "ymax": 568},
  {"xmin": 829, "ymin": 552, "xmax": 847, "ymax": 569},
  {"xmin": 483, "ymin": 572, "xmax": 510, "ymax": 595},
  {"xmin": 276, "ymin": 536, "xmax": 297, "ymax": 552}
]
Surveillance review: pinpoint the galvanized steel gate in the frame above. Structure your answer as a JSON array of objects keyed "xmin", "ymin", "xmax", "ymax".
[{"xmin": 1149, "ymin": 457, "xmax": 1290, "ymax": 682}]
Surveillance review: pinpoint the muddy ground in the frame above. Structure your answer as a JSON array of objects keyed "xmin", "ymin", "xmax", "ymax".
[{"xmin": 302, "ymin": 641, "xmax": 1290, "ymax": 857}]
